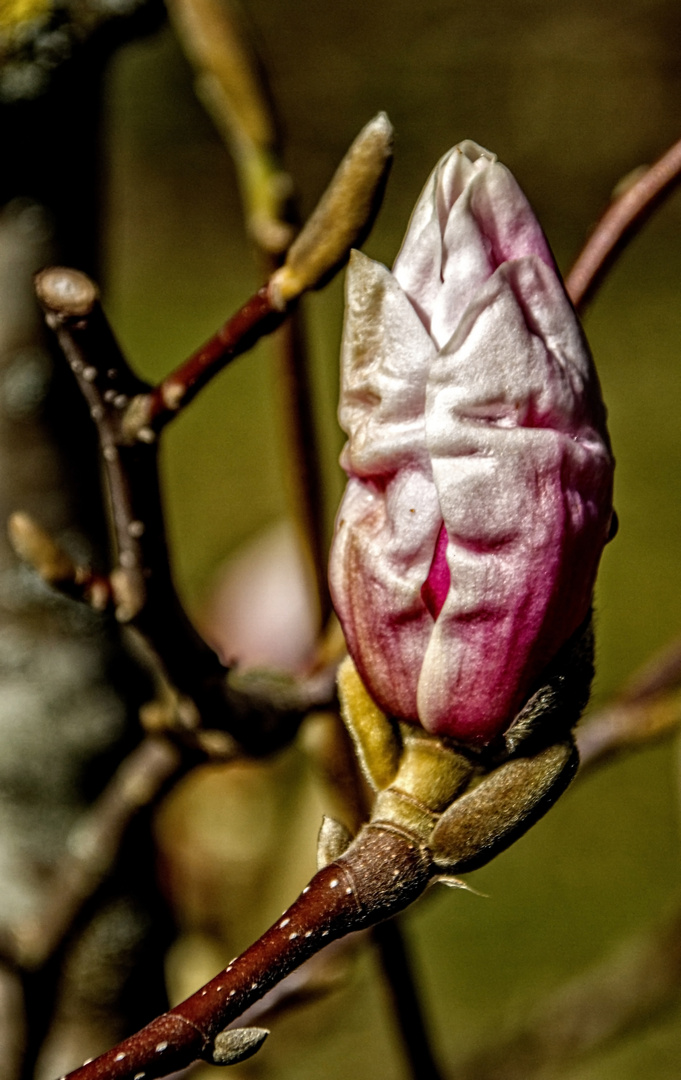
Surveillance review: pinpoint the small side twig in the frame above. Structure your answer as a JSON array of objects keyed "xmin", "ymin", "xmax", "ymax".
[
  {"xmin": 33, "ymin": 268, "xmax": 231, "ymax": 730},
  {"xmin": 166, "ymin": 0, "xmax": 294, "ymax": 256},
  {"xmin": 566, "ymin": 135, "xmax": 681, "ymax": 312}
]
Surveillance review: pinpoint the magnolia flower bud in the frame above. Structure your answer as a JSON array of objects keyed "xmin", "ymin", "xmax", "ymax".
[{"xmin": 329, "ymin": 140, "xmax": 614, "ymax": 747}]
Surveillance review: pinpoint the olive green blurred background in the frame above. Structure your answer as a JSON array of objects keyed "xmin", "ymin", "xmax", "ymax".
[{"xmin": 101, "ymin": 1, "xmax": 681, "ymax": 1076}]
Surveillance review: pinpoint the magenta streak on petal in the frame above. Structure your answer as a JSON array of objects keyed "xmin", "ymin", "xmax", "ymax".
[{"xmin": 420, "ymin": 522, "xmax": 450, "ymax": 620}]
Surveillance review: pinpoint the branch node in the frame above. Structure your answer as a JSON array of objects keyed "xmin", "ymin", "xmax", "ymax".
[{"xmin": 120, "ymin": 393, "xmax": 154, "ymax": 443}]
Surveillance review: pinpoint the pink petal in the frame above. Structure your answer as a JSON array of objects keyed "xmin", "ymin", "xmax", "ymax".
[
  {"xmin": 420, "ymin": 522, "xmax": 450, "ymax": 621},
  {"xmin": 417, "ymin": 256, "xmax": 613, "ymax": 742},
  {"xmin": 330, "ymin": 468, "xmax": 442, "ymax": 720}
]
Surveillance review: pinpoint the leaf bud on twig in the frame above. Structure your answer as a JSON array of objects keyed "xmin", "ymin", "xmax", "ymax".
[{"xmin": 268, "ymin": 112, "xmax": 394, "ymax": 308}]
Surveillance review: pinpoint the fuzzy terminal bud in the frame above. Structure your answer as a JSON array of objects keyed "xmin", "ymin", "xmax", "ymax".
[{"xmin": 268, "ymin": 112, "xmax": 393, "ymax": 308}]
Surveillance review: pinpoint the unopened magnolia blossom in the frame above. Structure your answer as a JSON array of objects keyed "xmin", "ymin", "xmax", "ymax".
[{"xmin": 329, "ymin": 140, "xmax": 615, "ymax": 747}]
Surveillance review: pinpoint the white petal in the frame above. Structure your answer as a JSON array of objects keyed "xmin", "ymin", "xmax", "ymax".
[
  {"xmin": 339, "ymin": 250, "xmax": 436, "ymax": 477},
  {"xmin": 427, "ymin": 256, "xmax": 604, "ymax": 449},
  {"xmin": 392, "ymin": 142, "xmax": 495, "ymax": 332}
]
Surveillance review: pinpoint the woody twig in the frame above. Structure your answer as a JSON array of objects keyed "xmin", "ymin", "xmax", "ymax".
[{"xmin": 566, "ymin": 134, "xmax": 681, "ymax": 312}]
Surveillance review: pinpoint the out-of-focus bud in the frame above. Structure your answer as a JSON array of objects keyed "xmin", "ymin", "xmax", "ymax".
[{"xmin": 330, "ymin": 141, "xmax": 614, "ymax": 746}]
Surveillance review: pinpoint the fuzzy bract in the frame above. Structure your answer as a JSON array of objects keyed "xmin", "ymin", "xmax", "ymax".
[{"xmin": 329, "ymin": 140, "xmax": 614, "ymax": 746}]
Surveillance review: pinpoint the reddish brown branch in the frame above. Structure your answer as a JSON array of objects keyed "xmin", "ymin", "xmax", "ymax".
[
  {"xmin": 142, "ymin": 286, "xmax": 286, "ymax": 433},
  {"xmin": 58, "ymin": 827, "xmax": 431, "ymax": 1080},
  {"xmin": 566, "ymin": 135, "xmax": 681, "ymax": 312}
]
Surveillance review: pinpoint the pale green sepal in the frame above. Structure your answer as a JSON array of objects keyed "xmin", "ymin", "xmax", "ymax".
[
  {"xmin": 430, "ymin": 741, "xmax": 578, "ymax": 874},
  {"xmin": 337, "ymin": 656, "xmax": 401, "ymax": 790}
]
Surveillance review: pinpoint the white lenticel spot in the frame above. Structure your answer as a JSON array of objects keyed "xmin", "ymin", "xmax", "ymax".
[
  {"xmin": 329, "ymin": 879, "xmax": 339, "ymax": 888},
  {"xmin": 216, "ymin": 986, "xmax": 223, "ymax": 992},
  {"xmin": 229, "ymin": 990, "xmax": 236, "ymax": 996},
  {"xmin": 289, "ymin": 932, "xmax": 298, "ymax": 940},
  {"xmin": 279, "ymin": 918, "xmax": 290, "ymax": 928},
  {"xmin": 201, "ymin": 990, "xmax": 207, "ymax": 996},
  {"xmin": 155, "ymin": 1042, "xmax": 168, "ymax": 1053},
  {"xmin": 251, "ymin": 982, "xmax": 258, "ymax": 990},
  {"xmin": 302, "ymin": 885, "xmax": 310, "ymax": 893},
  {"xmin": 305, "ymin": 931, "xmax": 312, "ymax": 938},
  {"xmin": 134, "ymin": 1073, "xmax": 145, "ymax": 1079},
  {"xmin": 115, "ymin": 1054, "xmax": 126, "ymax": 1062},
  {"xmin": 83, "ymin": 1059, "xmax": 94, "ymax": 1065},
  {"xmin": 322, "ymin": 930, "xmax": 329, "ymax": 937},
  {"xmin": 82, "ymin": 366, "xmax": 97, "ymax": 382},
  {"xmin": 346, "ymin": 887, "xmax": 352, "ymax": 895}
]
